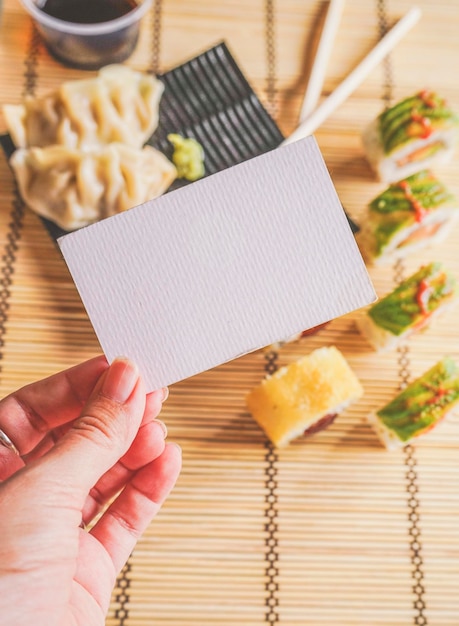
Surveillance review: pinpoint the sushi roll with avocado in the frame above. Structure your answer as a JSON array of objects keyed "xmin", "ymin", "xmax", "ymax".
[
  {"xmin": 362, "ymin": 90, "xmax": 459, "ymax": 182},
  {"xmin": 356, "ymin": 263, "xmax": 458, "ymax": 351},
  {"xmin": 368, "ymin": 357, "xmax": 459, "ymax": 449},
  {"xmin": 246, "ymin": 346, "xmax": 363, "ymax": 447},
  {"xmin": 357, "ymin": 170, "xmax": 459, "ymax": 265}
]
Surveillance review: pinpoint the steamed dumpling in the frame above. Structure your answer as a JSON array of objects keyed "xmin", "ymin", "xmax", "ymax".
[
  {"xmin": 10, "ymin": 143, "xmax": 176, "ymax": 231},
  {"xmin": 3, "ymin": 65, "xmax": 163, "ymax": 150}
]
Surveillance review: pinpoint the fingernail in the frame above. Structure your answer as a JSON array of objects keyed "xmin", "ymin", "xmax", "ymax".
[
  {"xmin": 161, "ymin": 387, "xmax": 169, "ymax": 402},
  {"xmin": 102, "ymin": 357, "xmax": 139, "ymax": 403},
  {"xmin": 154, "ymin": 419, "xmax": 168, "ymax": 438},
  {"xmin": 169, "ymin": 442, "xmax": 182, "ymax": 455}
]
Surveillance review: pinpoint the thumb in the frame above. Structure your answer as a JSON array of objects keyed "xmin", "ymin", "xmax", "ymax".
[{"xmin": 37, "ymin": 357, "xmax": 146, "ymax": 502}]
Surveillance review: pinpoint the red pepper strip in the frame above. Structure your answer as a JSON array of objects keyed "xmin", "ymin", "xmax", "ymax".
[
  {"xmin": 418, "ymin": 89, "xmax": 437, "ymax": 108},
  {"xmin": 425, "ymin": 385, "xmax": 449, "ymax": 406},
  {"xmin": 397, "ymin": 180, "xmax": 427, "ymax": 223},
  {"xmin": 415, "ymin": 279, "xmax": 433, "ymax": 315},
  {"xmin": 410, "ymin": 110, "xmax": 433, "ymax": 139}
]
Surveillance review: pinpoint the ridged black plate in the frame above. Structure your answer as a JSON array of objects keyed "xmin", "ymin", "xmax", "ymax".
[
  {"xmin": 0, "ymin": 41, "xmax": 358, "ymax": 238},
  {"xmin": 148, "ymin": 42, "xmax": 285, "ymax": 186}
]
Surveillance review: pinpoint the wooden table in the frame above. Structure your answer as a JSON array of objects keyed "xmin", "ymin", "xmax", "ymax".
[{"xmin": 1, "ymin": 1, "xmax": 459, "ymax": 624}]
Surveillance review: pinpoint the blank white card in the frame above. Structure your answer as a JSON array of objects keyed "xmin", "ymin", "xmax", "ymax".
[{"xmin": 59, "ymin": 136, "xmax": 375, "ymax": 391}]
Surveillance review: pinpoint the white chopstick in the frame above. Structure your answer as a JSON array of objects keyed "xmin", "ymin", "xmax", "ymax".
[
  {"xmin": 299, "ymin": 0, "xmax": 345, "ymax": 122},
  {"xmin": 282, "ymin": 5, "xmax": 422, "ymax": 145}
]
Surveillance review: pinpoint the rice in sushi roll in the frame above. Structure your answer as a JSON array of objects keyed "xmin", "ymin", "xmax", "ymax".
[
  {"xmin": 368, "ymin": 357, "xmax": 459, "ymax": 449},
  {"xmin": 356, "ymin": 170, "xmax": 459, "ymax": 265},
  {"xmin": 356, "ymin": 262, "xmax": 458, "ymax": 351},
  {"xmin": 362, "ymin": 90, "xmax": 459, "ymax": 183},
  {"xmin": 246, "ymin": 346, "xmax": 363, "ymax": 447}
]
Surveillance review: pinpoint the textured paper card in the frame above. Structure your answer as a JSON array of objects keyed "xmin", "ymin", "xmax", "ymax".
[{"xmin": 58, "ymin": 137, "xmax": 375, "ymax": 391}]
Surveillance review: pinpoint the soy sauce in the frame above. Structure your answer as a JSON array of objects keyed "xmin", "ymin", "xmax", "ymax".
[{"xmin": 39, "ymin": 0, "xmax": 138, "ymax": 24}]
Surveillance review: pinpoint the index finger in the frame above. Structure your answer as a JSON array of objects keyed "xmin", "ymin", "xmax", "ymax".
[{"xmin": 0, "ymin": 355, "xmax": 108, "ymax": 456}]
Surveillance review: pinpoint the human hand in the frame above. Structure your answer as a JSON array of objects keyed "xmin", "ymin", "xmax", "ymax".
[{"xmin": 0, "ymin": 356, "xmax": 181, "ymax": 626}]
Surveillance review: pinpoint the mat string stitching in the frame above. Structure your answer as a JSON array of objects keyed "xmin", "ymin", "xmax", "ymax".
[
  {"xmin": 263, "ymin": 0, "xmax": 280, "ymax": 578},
  {"xmin": 263, "ymin": 4, "xmax": 281, "ymax": 622},
  {"xmin": 0, "ymin": 23, "xmax": 38, "ymax": 379},
  {"xmin": 114, "ymin": 561, "xmax": 132, "ymax": 625},
  {"xmin": 264, "ymin": 350, "xmax": 280, "ymax": 625},
  {"xmin": 264, "ymin": 437, "xmax": 280, "ymax": 624},
  {"xmin": 151, "ymin": 0, "xmax": 163, "ymax": 75},
  {"xmin": 405, "ymin": 446, "xmax": 428, "ymax": 626},
  {"xmin": 22, "ymin": 25, "xmax": 40, "ymax": 99},
  {"xmin": 378, "ymin": 2, "xmax": 428, "ymax": 622},
  {"xmin": 394, "ymin": 319, "xmax": 428, "ymax": 626},
  {"xmin": 376, "ymin": 0, "xmax": 394, "ymax": 108},
  {"xmin": 265, "ymin": 0, "xmax": 277, "ymax": 119}
]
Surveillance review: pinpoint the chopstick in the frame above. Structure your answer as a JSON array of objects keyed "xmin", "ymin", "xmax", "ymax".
[
  {"xmin": 299, "ymin": 0, "xmax": 345, "ymax": 122},
  {"xmin": 282, "ymin": 5, "xmax": 422, "ymax": 145}
]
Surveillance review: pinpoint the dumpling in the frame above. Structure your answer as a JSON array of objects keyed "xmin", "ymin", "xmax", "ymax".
[
  {"xmin": 3, "ymin": 65, "xmax": 164, "ymax": 150},
  {"xmin": 10, "ymin": 143, "xmax": 176, "ymax": 231}
]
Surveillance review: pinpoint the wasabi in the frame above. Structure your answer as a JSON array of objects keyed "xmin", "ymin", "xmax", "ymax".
[{"xmin": 168, "ymin": 133, "xmax": 205, "ymax": 181}]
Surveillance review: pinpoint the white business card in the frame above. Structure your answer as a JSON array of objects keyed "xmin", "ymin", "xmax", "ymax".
[{"xmin": 59, "ymin": 137, "xmax": 375, "ymax": 391}]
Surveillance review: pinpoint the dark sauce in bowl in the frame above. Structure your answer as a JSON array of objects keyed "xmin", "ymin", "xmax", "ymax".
[
  {"xmin": 39, "ymin": 0, "xmax": 138, "ymax": 24},
  {"xmin": 27, "ymin": 0, "xmax": 149, "ymax": 68}
]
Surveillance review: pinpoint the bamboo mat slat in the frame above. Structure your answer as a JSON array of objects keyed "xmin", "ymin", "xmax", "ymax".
[{"xmin": 2, "ymin": 0, "xmax": 459, "ymax": 625}]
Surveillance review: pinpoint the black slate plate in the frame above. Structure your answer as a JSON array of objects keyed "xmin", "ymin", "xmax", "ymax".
[
  {"xmin": 0, "ymin": 41, "xmax": 359, "ymax": 238},
  {"xmin": 148, "ymin": 42, "xmax": 285, "ymax": 186}
]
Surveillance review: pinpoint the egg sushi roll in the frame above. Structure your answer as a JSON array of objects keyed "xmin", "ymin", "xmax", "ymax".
[
  {"xmin": 362, "ymin": 90, "xmax": 459, "ymax": 182},
  {"xmin": 356, "ymin": 263, "xmax": 458, "ymax": 352},
  {"xmin": 357, "ymin": 170, "xmax": 458, "ymax": 265},
  {"xmin": 368, "ymin": 357, "xmax": 459, "ymax": 449},
  {"xmin": 246, "ymin": 346, "xmax": 363, "ymax": 447}
]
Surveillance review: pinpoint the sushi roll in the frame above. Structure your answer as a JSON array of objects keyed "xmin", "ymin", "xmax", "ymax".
[
  {"xmin": 246, "ymin": 346, "xmax": 363, "ymax": 447},
  {"xmin": 362, "ymin": 90, "xmax": 459, "ymax": 182},
  {"xmin": 356, "ymin": 263, "xmax": 458, "ymax": 351},
  {"xmin": 357, "ymin": 170, "xmax": 459, "ymax": 265},
  {"xmin": 368, "ymin": 357, "xmax": 459, "ymax": 449}
]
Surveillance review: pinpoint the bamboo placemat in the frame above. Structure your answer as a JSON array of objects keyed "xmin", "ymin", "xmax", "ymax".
[{"xmin": 1, "ymin": 0, "xmax": 459, "ymax": 624}]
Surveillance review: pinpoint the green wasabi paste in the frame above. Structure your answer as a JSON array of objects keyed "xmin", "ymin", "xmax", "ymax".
[
  {"xmin": 168, "ymin": 133, "xmax": 205, "ymax": 181},
  {"xmin": 377, "ymin": 358, "xmax": 459, "ymax": 442}
]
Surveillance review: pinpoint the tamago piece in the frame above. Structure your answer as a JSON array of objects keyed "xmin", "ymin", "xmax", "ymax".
[
  {"xmin": 368, "ymin": 358, "xmax": 459, "ymax": 449},
  {"xmin": 357, "ymin": 170, "xmax": 459, "ymax": 265},
  {"xmin": 246, "ymin": 346, "xmax": 363, "ymax": 447},
  {"xmin": 356, "ymin": 263, "xmax": 459, "ymax": 351}
]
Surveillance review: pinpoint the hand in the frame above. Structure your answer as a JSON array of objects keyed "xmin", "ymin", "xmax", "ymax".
[{"xmin": 0, "ymin": 356, "xmax": 182, "ymax": 626}]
